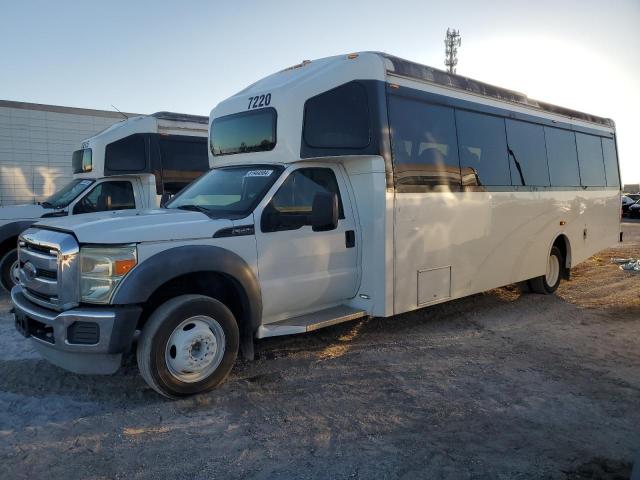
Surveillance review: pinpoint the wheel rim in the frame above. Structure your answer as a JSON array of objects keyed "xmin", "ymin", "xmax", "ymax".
[
  {"xmin": 545, "ymin": 253, "xmax": 560, "ymax": 287},
  {"xmin": 165, "ymin": 315, "xmax": 226, "ymax": 383},
  {"xmin": 10, "ymin": 259, "xmax": 20, "ymax": 287}
]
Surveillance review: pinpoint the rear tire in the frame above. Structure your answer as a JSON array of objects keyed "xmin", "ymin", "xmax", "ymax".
[
  {"xmin": 0, "ymin": 248, "xmax": 19, "ymax": 293},
  {"xmin": 137, "ymin": 294, "xmax": 239, "ymax": 399},
  {"xmin": 528, "ymin": 246, "xmax": 563, "ymax": 294}
]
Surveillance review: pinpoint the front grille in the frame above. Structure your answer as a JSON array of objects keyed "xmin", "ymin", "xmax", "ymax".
[{"xmin": 18, "ymin": 228, "xmax": 80, "ymax": 311}]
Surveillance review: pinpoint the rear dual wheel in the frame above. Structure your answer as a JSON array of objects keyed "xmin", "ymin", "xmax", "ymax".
[
  {"xmin": 137, "ymin": 294, "xmax": 239, "ymax": 398},
  {"xmin": 528, "ymin": 246, "xmax": 563, "ymax": 294}
]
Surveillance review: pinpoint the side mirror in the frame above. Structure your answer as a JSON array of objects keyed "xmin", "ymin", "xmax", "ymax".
[
  {"xmin": 160, "ymin": 192, "xmax": 171, "ymax": 208},
  {"xmin": 311, "ymin": 192, "xmax": 338, "ymax": 232}
]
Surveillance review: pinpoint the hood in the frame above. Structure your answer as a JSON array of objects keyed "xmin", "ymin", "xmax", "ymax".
[
  {"xmin": 34, "ymin": 209, "xmax": 233, "ymax": 244},
  {"xmin": 0, "ymin": 204, "xmax": 50, "ymax": 221}
]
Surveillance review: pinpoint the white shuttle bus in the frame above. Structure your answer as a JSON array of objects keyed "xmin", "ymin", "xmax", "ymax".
[
  {"xmin": 0, "ymin": 112, "xmax": 209, "ymax": 291},
  {"xmin": 12, "ymin": 53, "xmax": 621, "ymax": 398}
]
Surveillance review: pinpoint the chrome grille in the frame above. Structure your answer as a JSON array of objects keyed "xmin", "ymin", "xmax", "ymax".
[{"xmin": 18, "ymin": 228, "xmax": 80, "ymax": 311}]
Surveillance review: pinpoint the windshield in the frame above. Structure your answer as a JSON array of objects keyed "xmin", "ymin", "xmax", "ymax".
[
  {"xmin": 166, "ymin": 165, "xmax": 282, "ymax": 217},
  {"xmin": 42, "ymin": 179, "xmax": 94, "ymax": 209}
]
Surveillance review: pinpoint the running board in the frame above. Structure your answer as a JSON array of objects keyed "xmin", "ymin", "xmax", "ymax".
[{"xmin": 256, "ymin": 305, "xmax": 368, "ymax": 339}]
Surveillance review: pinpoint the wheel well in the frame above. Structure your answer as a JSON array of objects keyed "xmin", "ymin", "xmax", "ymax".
[
  {"xmin": 553, "ymin": 234, "xmax": 571, "ymax": 276},
  {"xmin": 0, "ymin": 236, "xmax": 19, "ymax": 259},
  {"xmin": 138, "ymin": 271, "xmax": 248, "ymax": 332}
]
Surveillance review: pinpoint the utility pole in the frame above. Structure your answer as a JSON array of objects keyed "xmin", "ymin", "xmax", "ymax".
[{"xmin": 444, "ymin": 28, "xmax": 461, "ymax": 74}]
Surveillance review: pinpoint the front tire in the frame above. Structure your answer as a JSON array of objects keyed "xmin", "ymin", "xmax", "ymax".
[
  {"xmin": 0, "ymin": 248, "xmax": 19, "ymax": 292},
  {"xmin": 137, "ymin": 294, "xmax": 239, "ymax": 398},
  {"xmin": 528, "ymin": 246, "xmax": 563, "ymax": 294}
]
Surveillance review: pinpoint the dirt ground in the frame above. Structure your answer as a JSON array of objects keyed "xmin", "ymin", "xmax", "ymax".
[{"xmin": 1, "ymin": 222, "xmax": 639, "ymax": 480}]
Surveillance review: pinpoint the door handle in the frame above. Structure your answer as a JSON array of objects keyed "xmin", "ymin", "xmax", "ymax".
[{"xmin": 345, "ymin": 230, "xmax": 355, "ymax": 248}]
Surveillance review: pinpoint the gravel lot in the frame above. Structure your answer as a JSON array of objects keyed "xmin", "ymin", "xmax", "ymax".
[{"xmin": 1, "ymin": 222, "xmax": 639, "ymax": 479}]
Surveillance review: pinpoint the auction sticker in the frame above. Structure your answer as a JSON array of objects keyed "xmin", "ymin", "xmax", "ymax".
[{"xmin": 245, "ymin": 170, "xmax": 273, "ymax": 177}]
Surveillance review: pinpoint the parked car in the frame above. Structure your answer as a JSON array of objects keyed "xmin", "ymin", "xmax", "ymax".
[
  {"xmin": 628, "ymin": 200, "xmax": 640, "ymax": 218},
  {"xmin": 622, "ymin": 196, "xmax": 637, "ymax": 215}
]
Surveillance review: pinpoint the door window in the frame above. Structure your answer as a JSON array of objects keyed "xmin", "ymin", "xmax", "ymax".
[
  {"xmin": 73, "ymin": 181, "xmax": 136, "ymax": 214},
  {"xmin": 262, "ymin": 168, "xmax": 344, "ymax": 232}
]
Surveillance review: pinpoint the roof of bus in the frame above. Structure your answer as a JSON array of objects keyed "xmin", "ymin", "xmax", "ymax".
[
  {"xmin": 379, "ymin": 53, "xmax": 614, "ymax": 128},
  {"xmin": 214, "ymin": 52, "xmax": 614, "ymax": 129}
]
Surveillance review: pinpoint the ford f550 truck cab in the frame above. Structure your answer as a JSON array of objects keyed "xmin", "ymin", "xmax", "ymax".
[
  {"xmin": 0, "ymin": 112, "xmax": 209, "ymax": 291},
  {"xmin": 12, "ymin": 53, "xmax": 621, "ymax": 398}
]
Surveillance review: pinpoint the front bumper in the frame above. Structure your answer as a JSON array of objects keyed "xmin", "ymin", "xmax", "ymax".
[{"xmin": 12, "ymin": 285, "xmax": 141, "ymax": 374}]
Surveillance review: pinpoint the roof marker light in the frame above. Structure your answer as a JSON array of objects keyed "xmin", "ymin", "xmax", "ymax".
[
  {"xmin": 389, "ymin": 83, "xmax": 400, "ymax": 89},
  {"xmin": 347, "ymin": 53, "xmax": 359, "ymax": 59}
]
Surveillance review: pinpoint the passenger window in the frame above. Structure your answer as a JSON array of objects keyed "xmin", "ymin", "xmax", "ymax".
[
  {"xmin": 601, "ymin": 137, "xmax": 620, "ymax": 188},
  {"xmin": 262, "ymin": 168, "xmax": 344, "ymax": 233},
  {"xmin": 303, "ymin": 82, "xmax": 370, "ymax": 149},
  {"xmin": 105, "ymin": 134, "xmax": 147, "ymax": 172},
  {"xmin": 73, "ymin": 181, "xmax": 136, "ymax": 214},
  {"xmin": 576, "ymin": 133, "xmax": 606, "ymax": 187},
  {"xmin": 545, "ymin": 127, "xmax": 581, "ymax": 187},
  {"xmin": 159, "ymin": 137, "xmax": 209, "ymax": 194},
  {"xmin": 455, "ymin": 110, "xmax": 510, "ymax": 187},
  {"xmin": 505, "ymin": 119, "xmax": 550, "ymax": 186},
  {"xmin": 388, "ymin": 95, "xmax": 461, "ymax": 191}
]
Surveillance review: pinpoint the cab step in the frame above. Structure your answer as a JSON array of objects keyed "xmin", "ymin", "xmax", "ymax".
[{"xmin": 256, "ymin": 305, "xmax": 368, "ymax": 339}]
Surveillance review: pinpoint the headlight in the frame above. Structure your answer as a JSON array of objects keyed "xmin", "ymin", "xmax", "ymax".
[{"xmin": 80, "ymin": 246, "xmax": 137, "ymax": 304}]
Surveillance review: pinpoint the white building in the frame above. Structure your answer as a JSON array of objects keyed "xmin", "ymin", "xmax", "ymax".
[{"xmin": 0, "ymin": 100, "xmax": 138, "ymax": 206}]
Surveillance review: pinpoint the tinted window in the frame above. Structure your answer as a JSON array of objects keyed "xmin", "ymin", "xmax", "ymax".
[
  {"xmin": 601, "ymin": 137, "xmax": 620, "ymax": 188},
  {"xmin": 159, "ymin": 137, "xmax": 209, "ymax": 194},
  {"xmin": 263, "ymin": 168, "xmax": 343, "ymax": 232},
  {"xmin": 505, "ymin": 120, "xmax": 550, "ymax": 186},
  {"xmin": 544, "ymin": 127, "xmax": 580, "ymax": 187},
  {"xmin": 575, "ymin": 133, "xmax": 606, "ymax": 187},
  {"xmin": 210, "ymin": 108, "xmax": 276, "ymax": 156},
  {"xmin": 105, "ymin": 134, "xmax": 147, "ymax": 172},
  {"xmin": 303, "ymin": 82, "xmax": 370, "ymax": 149},
  {"xmin": 72, "ymin": 148, "xmax": 92, "ymax": 174},
  {"xmin": 389, "ymin": 95, "xmax": 461, "ymax": 190},
  {"xmin": 73, "ymin": 181, "xmax": 135, "ymax": 214},
  {"xmin": 455, "ymin": 110, "xmax": 510, "ymax": 187}
]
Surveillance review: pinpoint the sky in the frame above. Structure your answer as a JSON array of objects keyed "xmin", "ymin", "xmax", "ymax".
[{"xmin": 1, "ymin": 0, "xmax": 638, "ymax": 184}]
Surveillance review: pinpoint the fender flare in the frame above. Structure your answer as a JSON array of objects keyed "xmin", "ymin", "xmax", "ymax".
[
  {"xmin": 112, "ymin": 245, "xmax": 263, "ymax": 334},
  {"xmin": 0, "ymin": 221, "xmax": 36, "ymax": 251}
]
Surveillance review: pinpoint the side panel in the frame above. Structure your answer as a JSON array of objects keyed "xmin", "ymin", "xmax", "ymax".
[{"xmin": 393, "ymin": 190, "xmax": 620, "ymax": 314}]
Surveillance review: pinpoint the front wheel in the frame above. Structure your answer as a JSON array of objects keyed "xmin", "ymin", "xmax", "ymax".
[
  {"xmin": 137, "ymin": 294, "xmax": 239, "ymax": 398},
  {"xmin": 528, "ymin": 246, "xmax": 563, "ymax": 294},
  {"xmin": 0, "ymin": 248, "xmax": 19, "ymax": 292}
]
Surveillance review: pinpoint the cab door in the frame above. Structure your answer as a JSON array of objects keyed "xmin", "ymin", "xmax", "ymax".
[{"xmin": 255, "ymin": 165, "xmax": 359, "ymax": 322}]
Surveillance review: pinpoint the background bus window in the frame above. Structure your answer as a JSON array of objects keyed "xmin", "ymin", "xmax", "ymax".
[
  {"xmin": 388, "ymin": 96, "xmax": 461, "ymax": 191},
  {"xmin": 105, "ymin": 134, "xmax": 147, "ymax": 172},
  {"xmin": 544, "ymin": 127, "xmax": 581, "ymax": 187},
  {"xmin": 303, "ymin": 82, "xmax": 370, "ymax": 149},
  {"xmin": 505, "ymin": 119, "xmax": 550, "ymax": 187},
  {"xmin": 576, "ymin": 133, "xmax": 606, "ymax": 187},
  {"xmin": 455, "ymin": 110, "xmax": 510, "ymax": 187},
  {"xmin": 601, "ymin": 137, "xmax": 620, "ymax": 188},
  {"xmin": 159, "ymin": 137, "xmax": 209, "ymax": 194}
]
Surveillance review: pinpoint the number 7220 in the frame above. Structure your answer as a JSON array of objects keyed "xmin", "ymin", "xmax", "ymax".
[{"xmin": 248, "ymin": 93, "xmax": 271, "ymax": 109}]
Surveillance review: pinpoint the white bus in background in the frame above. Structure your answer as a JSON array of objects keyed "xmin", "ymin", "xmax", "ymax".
[
  {"xmin": 12, "ymin": 53, "xmax": 621, "ymax": 398},
  {"xmin": 0, "ymin": 112, "xmax": 209, "ymax": 290}
]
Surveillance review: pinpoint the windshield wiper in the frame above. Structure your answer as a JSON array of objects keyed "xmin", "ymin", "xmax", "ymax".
[
  {"xmin": 175, "ymin": 204, "xmax": 211, "ymax": 214},
  {"xmin": 40, "ymin": 201, "xmax": 54, "ymax": 208}
]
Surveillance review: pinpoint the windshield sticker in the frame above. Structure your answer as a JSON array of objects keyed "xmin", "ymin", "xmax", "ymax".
[
  {"xmin": 79, "ymin": 180, "xmax": 92, "ymax": 186},
  {"xmin": 245, "ymin": 170, "xmax": 273, "ymax": 177}
]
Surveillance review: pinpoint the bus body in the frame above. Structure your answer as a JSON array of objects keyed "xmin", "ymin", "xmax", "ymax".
[
  {"xmin": 11, "ymin": 53, "xmax": 621, "ymax": 397},
  {"xmin": 0, "ymin": 112, "xmax": 209, "ymax": 290}
]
